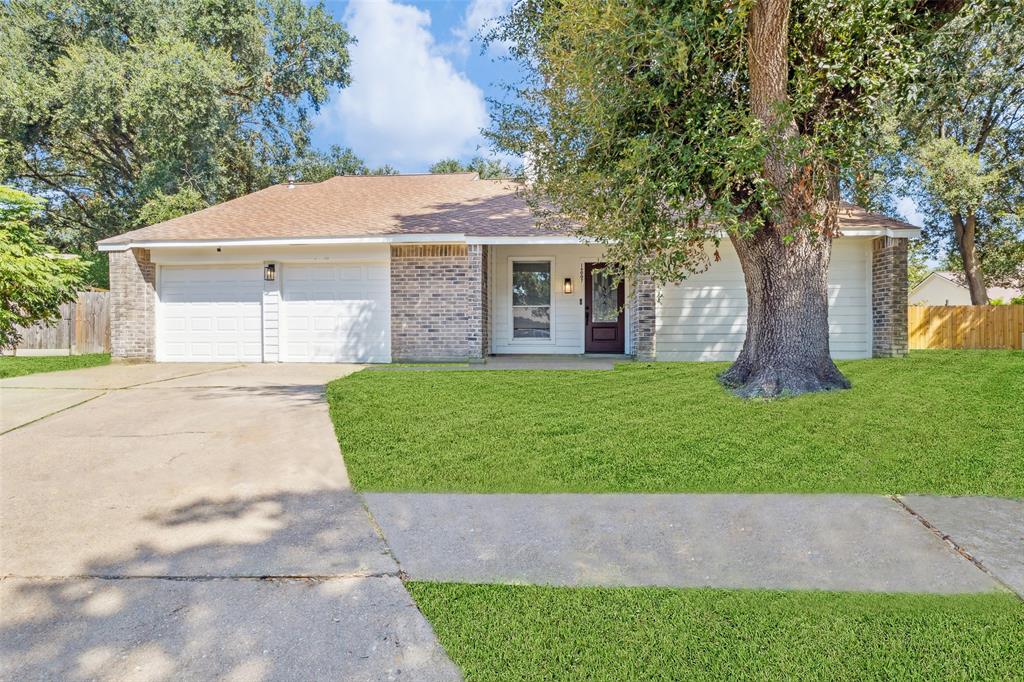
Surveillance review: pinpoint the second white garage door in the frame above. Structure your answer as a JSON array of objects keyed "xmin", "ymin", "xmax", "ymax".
[{"xmin": 280, "ymin": 263, "xmax": 390, "ymax": 363}]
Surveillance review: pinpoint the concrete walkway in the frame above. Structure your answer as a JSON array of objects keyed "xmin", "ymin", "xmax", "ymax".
[
  {"xmin": 365, "ymin": 493, "xmax": 1022, "ymax": 595},
  {"xmin": 369, "ymin": 354, "xmax": 628, "ymax": 371},
  {"xmin": 1, "ymin": 364, "xmax": 459, "ymax": 681}
]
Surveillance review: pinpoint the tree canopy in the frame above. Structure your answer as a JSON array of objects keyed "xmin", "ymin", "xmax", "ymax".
[
  {"xmin": 487, "ymin": 0, "xmax": 965, "ymax": 397},
  {"xmin": 895, "ymin": 2, "xmax": 1023, "ymax": 299},
  {"xmin": 289, "ymin": 145, "xmax": 399, "ymax": 183},
  {"xmin": 0, "ymin": 0, "xmax": 352, "ymax": 253},
  {"xmin": 0, "ymin": 186, "xmax": 85, "ymax": 350},
  {"xmin": 429, "ymin": 157, "xmax": 514, "ymax": 179},
  {"xmin": 488, "ymin": 0, "xmax": 966, "ymax": 282}
]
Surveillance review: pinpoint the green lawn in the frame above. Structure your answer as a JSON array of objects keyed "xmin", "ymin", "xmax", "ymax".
[
  {"xmin": 409, "ymin": 583, "xmax": 1024, "ymax": 681},
  {"xmin": 327, "ymin": 351, "xmax": 1023, "ymax": 496},
  {"xmin": 0, "ymin": 353, "xmax": 110, "ymax": 378}
]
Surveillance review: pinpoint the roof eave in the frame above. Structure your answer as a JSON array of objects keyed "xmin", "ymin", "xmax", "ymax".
[{"xmin": 97, "ymin": 226, "xmax": 918, "ymax": 252}]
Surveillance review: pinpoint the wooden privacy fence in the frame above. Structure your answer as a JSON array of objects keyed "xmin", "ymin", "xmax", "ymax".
[
  {"xmin": 908, "ymin": 305, "xmax": 1024, "ymax": 350},
  {"xmin": 14, "ymin": 291, "xmax": 110, "ymax": 355}
]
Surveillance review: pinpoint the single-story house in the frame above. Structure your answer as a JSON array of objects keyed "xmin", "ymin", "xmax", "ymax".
[
  {"xmin": 98, "ymin": 173, "xmax": 918, "ymax": 363},
  {"xmin": 909, "ymin": 271, "xmax": 1022, "ymax": 306}
]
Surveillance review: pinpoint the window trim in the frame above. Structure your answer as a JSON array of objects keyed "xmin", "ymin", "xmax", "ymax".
[{"xmin": 508, "ymin": 256, "xmax": 555, "ymax": 344}]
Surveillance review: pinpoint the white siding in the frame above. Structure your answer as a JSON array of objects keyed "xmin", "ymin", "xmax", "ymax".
[
  {"xmin": 909, "ymin": 273, "xmax": 972, "ymax": 306},
  {"xmin": 489, "ymin": 244, "xmax": 610, "ymax": 354},
  {"xmin": 655, "ymin": 237, "xmax": 873, "ymax": 361},
  {"xmin": 262, "ymin": 265, "xmax": 281, "ymax": 362}
]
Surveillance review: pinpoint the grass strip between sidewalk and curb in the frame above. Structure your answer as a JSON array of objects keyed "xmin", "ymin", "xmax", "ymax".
[{"xmin": 408, "ymin": 582, "xmax": 1024, "ymax": 681}]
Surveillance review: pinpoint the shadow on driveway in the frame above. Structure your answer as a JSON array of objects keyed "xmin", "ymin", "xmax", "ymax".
[{"xmin": 1, "ymin": 491, "xmax": 459, "ymax": 681}]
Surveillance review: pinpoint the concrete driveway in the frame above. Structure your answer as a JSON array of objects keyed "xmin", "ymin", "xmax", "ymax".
[{"xmin": 0, "ymin": 363, "xmax": 458, "ymax": 681}]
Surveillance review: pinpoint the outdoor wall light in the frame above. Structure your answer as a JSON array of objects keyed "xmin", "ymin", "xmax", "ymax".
[
  {"xmin": 563, "ymin": 277, "xmax": 573, "ymax": 294},
  {"xmin": 264, "ymin": 263, "xmax": 276, "ymax": 282}
]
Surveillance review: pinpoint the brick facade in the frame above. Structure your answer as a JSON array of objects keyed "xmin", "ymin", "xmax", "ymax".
[
  {"xmin": 109, "ymin": 248, "xmax": 156, "ymax": 361},
  {"xmin": 390, "ymin": 244, "xmax": 489, "ymax": 361},
  {"xmin": 871, "ymin": 236, "xmax": 909, "ymax": 357},
  {"xmin": 629, "ymin": 275, "xmax": 657, "ymax": 361}
]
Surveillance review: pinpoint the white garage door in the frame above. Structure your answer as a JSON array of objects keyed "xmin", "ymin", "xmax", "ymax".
[
  {"xmin": 281, "ymin": 263, "xmax": 390, "ymax": 363},
  {"xmin": 157, "ymin": 266, "xmax": 263, "ymax": 362}
]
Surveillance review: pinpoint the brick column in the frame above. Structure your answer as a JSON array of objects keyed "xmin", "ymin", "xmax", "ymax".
[
  {"xmin": 473, "ymin": 245, "xmax": 490, "ymax": 359},
  {"xmin": 390, "ymin": 244, "xmax": 488, "ymax": 362},
  {"xmin": 109, "ymin": 248, "xmax": 156, "ymax": 361},
  {"xmin": 630, "ymin": 275, "xmax": 656, "ymax": 361},
  {"xmin": 871, "ymin": 236, "xmax": 909, "ymax": 357}
]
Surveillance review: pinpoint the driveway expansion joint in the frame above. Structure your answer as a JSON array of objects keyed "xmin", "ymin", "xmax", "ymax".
[
  {"xmin": 3, "ymin": 572, "xmax": 403, "ymax": 582},
  {"xmin": 0, "ymin": 390, "xmax": 109, "ymax": 435}
]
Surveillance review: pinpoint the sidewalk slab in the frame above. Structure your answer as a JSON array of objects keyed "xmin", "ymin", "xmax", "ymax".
[
  {"xmin": 900, "ymin": 495, "xmax": 1024, "ymax": 597},
  {"xmin": 0, "ymin": 576, "xmax": 460, "ymax": 681},
  {"xmin": 0, "ymin": 388, "xmax": 104, "ymax": 433},
  {"xmin": 365, "ymin": 493, "xmax": 1000, "ymax": 594}
]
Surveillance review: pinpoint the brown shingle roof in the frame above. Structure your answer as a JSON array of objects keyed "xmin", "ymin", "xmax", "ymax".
[{"xmin": 99, "ymin": 174, "xmax": 919, "ymax": 245}]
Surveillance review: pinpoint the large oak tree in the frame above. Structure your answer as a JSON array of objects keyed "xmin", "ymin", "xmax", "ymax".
[
  {"xmin": 490, "ymin": 0, "xmax": 966, "ymax": 397},
  {"xmin": 0, "ymin": 0, "xmax": 352, "ymax": 253}
]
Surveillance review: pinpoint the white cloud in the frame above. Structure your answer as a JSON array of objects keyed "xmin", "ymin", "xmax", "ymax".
[
  {"xmin": 316, "ymin": 0, "xmax": 489, "ymax": 171},
  {"xmin": 896, "ymin": 196, "xmax": 925, "ymax": 227},
  {"xmin": 453, "ymin": 0, "xmax": 513, "ymax": 56}
]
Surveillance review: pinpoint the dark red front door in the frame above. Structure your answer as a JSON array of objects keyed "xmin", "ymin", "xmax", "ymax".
[{"xmin": 585, "ymin": 263, "xmax": 625, "ymax": 353}]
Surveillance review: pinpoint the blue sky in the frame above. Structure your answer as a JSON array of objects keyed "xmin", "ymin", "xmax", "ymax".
[
  {"xmin": 311, "ymin": 0, "xmax": 519, "ymax": 172},
  {"xmin": 310, "ymin": 0, "xmax": 926, "ymax": 227}
]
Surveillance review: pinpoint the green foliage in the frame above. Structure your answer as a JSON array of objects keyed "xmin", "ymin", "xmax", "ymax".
[
  {"xmin": 328, "ymin": 352, "xmax": 1024, "ymax": 497},
  {"xmin": 892, "ymin": 2, "xmax": 1024, "ymax": 287},
  {"xmin": 487, "ymin": 0, "xmax": 961, "ymax": 283},
  {"xmin": 429, "ymin": 156, "xmax": 513, "ymax": 179},
  {"xmin": 907, "ymin": 240, "xmax": 932, "ymax": 287},
  {"xmin": 0, "ymin": 353, "xmax": 109, "ymax": 377},
  {"xmin": 914, "ymin": 138, "xmax": 1000, "ymax": 220},
  {"xmin": 81, "ymin": 251, "xmax": 109, "ymax": 289},
  {"xmin": 0, "ymin": 0, "xmax": 352, "ymax": 250},
  {"xmin": 138, "ymin": 189, "xmax": 209, "ymax": 226},
  {"xmin": 429, "ymin": 159, "xmax": 466, "ymax": 174},
  {"xmin": 0, "ymin": 186, "xmax": 86, "ymax": 350},
  {"xmin": 410, "ymin": 583, "xmax": 1024, "ymax": 681},
  {"xmin": 1011, "ymin": 295, "xmax": 1024, "ymax": 304},
  {"xmin": 289, "ymin": 145, "xmax": 399, "ymax": 182}
]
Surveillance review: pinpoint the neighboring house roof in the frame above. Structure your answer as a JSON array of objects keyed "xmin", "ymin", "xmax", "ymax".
[
  {"xmin": 911, "ymin": 271, "xmax": 1023, "ymax": 303},
  {"xmin": 98, "ymin": 173, "xmax": 921, "ymax": 250}
]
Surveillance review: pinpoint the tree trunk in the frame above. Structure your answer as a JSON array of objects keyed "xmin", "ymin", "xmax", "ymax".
[
  {"xmin": 952, "ymin": 212, "xmax": 988, "ymax": 304},
  {"xmin": 720, "ymin": 223, "xmax": 850, "ymax": 398},
  {"xmin": 719, "ymin": 0, "xmax": 850, "ymax": 398}
]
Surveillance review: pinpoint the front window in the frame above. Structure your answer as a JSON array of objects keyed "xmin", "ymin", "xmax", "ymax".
[{"xmin": 512, "ymin": 260, "xmax": 551, "ymax": 338}]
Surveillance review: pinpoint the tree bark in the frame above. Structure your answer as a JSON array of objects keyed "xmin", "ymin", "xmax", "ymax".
[
  {"xmin": 952, "ymin": 212, "xmax": 989, "ymax": 304},
  {"xmin": 720, "ymin": 0, "xmax": 850, "ymax": 398},
  {"xmin": 720, "ymin": 223, "xmax": 850, "ymax": 398}
]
